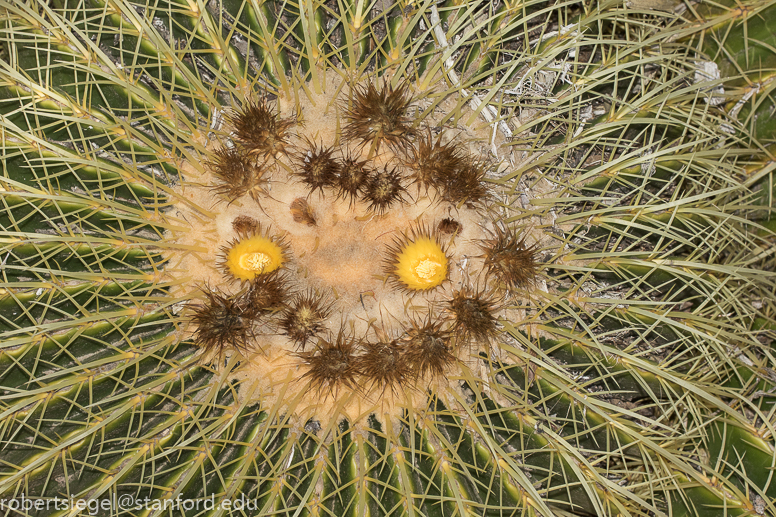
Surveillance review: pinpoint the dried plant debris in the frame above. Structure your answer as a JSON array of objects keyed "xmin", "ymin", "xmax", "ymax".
[
  {"xmin": 437, "ymin": 218, "xmax": 462, "ymax": 236},
  {"xmin": 232, "ymin": 215, "xmax": 261, "ymax": 236},
  {"xmin": 290, "ymin": 198, "xmax": 317, "ymax": 226}
]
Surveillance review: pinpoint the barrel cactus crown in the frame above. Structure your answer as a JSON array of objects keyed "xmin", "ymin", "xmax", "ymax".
[{"xmin": 1, "ymin": 0, "xmax": 775, "ymax": 516}]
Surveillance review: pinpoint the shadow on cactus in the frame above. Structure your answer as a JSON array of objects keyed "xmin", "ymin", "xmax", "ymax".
[{"xmin": 0, "ymin": 0, "xmax": 774, "ymax": 516}]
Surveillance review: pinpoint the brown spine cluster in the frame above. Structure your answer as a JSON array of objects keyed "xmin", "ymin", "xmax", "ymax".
[
  {"xmin": 295, "ymin": 139, "xmax": 341, "ymax": 195},
  {"xmin": 280, "ymin": 289, "xmax": 332, "ymax": 349},
  {"xmin": 189, "ymin": 287, "xmax": 258, "ymax": 359},
  {"xmin": 297, "ymin": 323, "xmax": 450, "ymax": 394},
  {"xmin": 232, "ymin": 215, "xmax": 260, "ymax": 236},
  {"xmin": 401, "ymin": 315, "xmax": 456, "ymax": 378},
  {"xmin": 207, "ymin": 87, "xmax": 493, "ymax": 212},
  {"xmin": 296, "ymin": 294, "xmax": 501, "ymax": 393},
  {"xmin": 342, "ymin": 80, "xmax": 416, "ymax": 153},
  {"xmin": 363, "ymin": 166, "xmax": 406, "ymax": 215},
  {"xmin": 479, "ymin": 226, "xmax": 539, "ymax": 290},
  {"xmin": 335, "ymin": 153, "xmax": 371, "ymax": 206},
  {"xmin": 447, "ymin": 287, "xmax": 500, "ymax": 344},
  {"xmin": 339, "ymin": 82, "xmax": 491, "ymax": 210},
  {"xmin": 299, "ymin": 331, "xmax": 360, "ymax": 393},
  {"xmin": 244, "ymin": 271, "xmax": 292, "ymax": 315},
  {"xmin": 227, "ymin": 98, "xmax": 294, "ymax": 160},
  {"xmin": 209, "ymin": 97, "xmax": 295, "ymax": 204},
  {"xmin": 190, "ymin": 281, "xmax": 506, "ymax": 393},
  {"xmin": 206, "ymin": 146, "xmax": 267, "ymax": 203},
  {"xmin": 353, "ymin": 339, "xmax": 408, "ymax": 393}
]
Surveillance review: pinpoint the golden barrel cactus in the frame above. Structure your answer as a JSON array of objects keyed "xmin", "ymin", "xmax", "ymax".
[{"xmin": 0, "ymin": 0, "xmax": 775, "ymax": 515}]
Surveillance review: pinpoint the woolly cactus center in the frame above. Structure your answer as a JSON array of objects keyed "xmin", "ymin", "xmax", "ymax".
[
  {"xmin": 303, "ymin": 220, "xmax": 379, "ymax": 292},
  {"xmin": 168, "ymin": 71, "xmax": 535, "ymax": 425}
]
